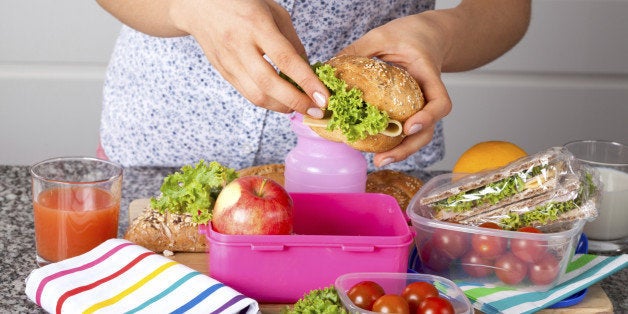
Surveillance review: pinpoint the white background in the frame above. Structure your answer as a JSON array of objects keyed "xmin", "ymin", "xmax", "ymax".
[{"xmin": 1, "ymin": 1, "xmax": 627, "ymax": 169}]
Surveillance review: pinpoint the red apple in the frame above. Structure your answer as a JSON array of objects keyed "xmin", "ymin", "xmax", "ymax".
[{"xmin": 212, "ymin": 175, "xmax": 294, "ymax": 235}]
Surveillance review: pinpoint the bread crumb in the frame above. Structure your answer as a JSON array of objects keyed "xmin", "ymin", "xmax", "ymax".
[{"xmin": 163, "ymin": 250, "xmax": 174, "ymax": 257}]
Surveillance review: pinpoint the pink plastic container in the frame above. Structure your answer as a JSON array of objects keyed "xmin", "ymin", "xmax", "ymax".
[{"xmin": 202, "ymin": 193, "xmax": 414, "ymax": 303}]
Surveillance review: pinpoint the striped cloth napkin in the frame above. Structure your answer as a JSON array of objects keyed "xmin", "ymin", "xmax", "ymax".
[
  {"xmin": 457, "ymin": 253, "xmax": 627, "ymax": 314},
  {"xmin": 25, "ymin": 239, "xmax": 259, "ymax": 314}
]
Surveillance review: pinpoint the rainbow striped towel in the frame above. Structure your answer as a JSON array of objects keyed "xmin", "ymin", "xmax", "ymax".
[
  {"xmin": 25, "ymin": 239, "xmax": 259, "ymax": 314},
  {"xmin": 457, "ymin": 253, "xmax": 627, "ymax": 314}
]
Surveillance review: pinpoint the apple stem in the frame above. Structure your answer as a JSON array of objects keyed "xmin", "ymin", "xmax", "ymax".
[{"xmin": 257, "ymin": 178, "xmax": 268, "ymax": 196}]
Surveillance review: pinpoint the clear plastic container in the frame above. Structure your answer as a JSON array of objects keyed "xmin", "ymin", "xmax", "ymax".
[
  {"xmin": 202, "ymin": 193, "xmax": 414, "ymax": 303},
  {"xmin": 335, "ymin": 272, "xmax": 472, "ymax": 314},
  {"xmin": 407, "ymin": 174, "xmax": 585, "ymax": 290},
  {"xmin": 284, "ymin": 113, "xmax": 367, "ymax": 193}
]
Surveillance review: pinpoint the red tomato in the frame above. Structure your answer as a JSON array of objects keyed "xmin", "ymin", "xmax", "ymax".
[
  {"xmin": 432, "ymin": 228, "xmax": 470, "ymax": 259},
  {"xmin": 494, "ymin": 252, "xmax": 527, "ymax": 285},
  {"xmin": 419, "ymin": 240, "xmax": 453, "ymax": 272},
  {"xmin": 511, "ymin": 226, "xmax": 546, "ymax": 263},
  {"xmin": 461, "ymin": 250, "xmax": 493, "ymax": 278},
  {"xmin": 347, "ymin": 280, "xmax": 385, "ymax": 310},
  {"xmin": 471, "ymin": 224, "xmax": 507, "ymax": 259},
  {"xmin": 401, "ymin": 281, "xmax": 439, "ymax": 313},
  {"xmin": 372, "ymin": 294, "xmax": 410, "ymax": 314},
  {"xmin": 529, "ymin": 253, "xmax": 561, "ymax": 285},
  {"xmin": 478, "ymin": 222, "xmax": 502, "ymax": 229},
  {"xmin": 417, "ymin": 296, "xmax": 455, "ymax": 314}
]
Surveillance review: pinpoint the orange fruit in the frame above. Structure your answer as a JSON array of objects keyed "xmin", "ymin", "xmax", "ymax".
[{"xmin": 453, "ymin": 141, "xmax": 527, "ymax": 174}]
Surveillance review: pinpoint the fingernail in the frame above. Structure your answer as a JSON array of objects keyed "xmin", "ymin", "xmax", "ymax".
[
  {"xmin": 408, "ymin": 123, "xmax": 423, "ymax": 135},
  {"xmin": 307, "ymin": 107, "xmax": 324, "ymax": 119},
  {"xmin": 379, "ymin": 157, "xmax": 394, "ymax": 167},
  {"xmin": 313, "ymin": 91, "xmax": 327, "ymax": 108}
]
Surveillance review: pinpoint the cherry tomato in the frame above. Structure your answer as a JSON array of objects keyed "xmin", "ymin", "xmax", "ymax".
[
  {"xmin": 478, "ymin": 222, "xmax": 502, "ymax": 229},
  {"xmin": 419, "ymin": 240, "xmax": 453, "ymax": 272},
  {"xmin": 471, "ymin": 223, "xmax": 507, "ymax": 259},
  {"xmin": 461, "ymin": 250, "xmax": 493, "ymax": 278},
  {"xmin": 347, "ymin": 280, "xmax": 385, "ymax": 310},
  {"xmin": 529, "ymin": 252, "xmax": 560, "ymax": 285},
  {"xmin": 401, "ymin": 281, "xmax": 439, "ymax": 313},
  {"xmin": 417, "ymin": 296, "xmax": 455, "ymax": 314},
  {"xmin": 432, "ymin": 228, "xmax": 470, "ymax": 259},
  {"xmin": 494, "ymin": 252, "xmax": 527, "ymax": 285},
  {"xmin": 372, "ymin": 294, "xmax": 410, "ymax": 314},
  {"xmin": 511, "ymin": 226, "xmax": 546, "ymax": 263}
]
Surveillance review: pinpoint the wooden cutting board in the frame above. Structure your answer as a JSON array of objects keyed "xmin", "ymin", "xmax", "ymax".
[{"xmin": 127, "ymin": 199, "xmax": 614, "ymax": 313}]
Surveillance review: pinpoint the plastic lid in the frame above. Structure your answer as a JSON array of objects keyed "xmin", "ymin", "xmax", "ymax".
[{"xmin": 548, "ymin": 233, "xmax": 588, "ymax": 308}]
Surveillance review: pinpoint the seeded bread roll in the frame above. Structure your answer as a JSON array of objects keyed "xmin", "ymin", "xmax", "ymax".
[
  {"xmin": 309, "ymin": 55, "xmax": 425, "ymax": 153},
  {"xmin": 366, "ymin": 169, "xmax": 424, "ymax": 211},
  {"xmin": 236, "ymin": 163, "xmax": 285, "ymax": 186},
  {"xmin": 124, "ymin": 201, "xmax": 207, "ymax": 253}
]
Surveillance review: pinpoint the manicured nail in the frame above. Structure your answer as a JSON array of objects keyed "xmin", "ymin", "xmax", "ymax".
[
  {"xmin": 307, "ymin": 107, "xmax": 324, "ymax": 119},
  {"xmin": 408, "ymin": 123, "xmax": 423, "ymax": 135},
  {"xmin": 313, "ymin": 91, "xmax": 327, "ymax": 108},
  {"xmin": 379, "ymin": 157, "xmax": 394, "ymax": 167}
]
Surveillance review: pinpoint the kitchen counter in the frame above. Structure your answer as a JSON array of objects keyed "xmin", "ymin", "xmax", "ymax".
[{"xmin": 1, "ymin": 165, "xmax": 626, "ymax": 313}]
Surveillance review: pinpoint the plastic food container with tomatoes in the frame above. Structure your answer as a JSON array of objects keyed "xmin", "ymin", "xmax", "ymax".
[
  {"xmin": 336, "ymin": 272, "xmax": 472, "ymax": 314},
  {"xmin": 406, "ymin": 174, "xmax": 586, "ymax": 291}
]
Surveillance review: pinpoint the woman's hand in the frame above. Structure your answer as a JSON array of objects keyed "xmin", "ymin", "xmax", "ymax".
[
  {"xmin": 171, "ymin": 0, "xmax": 328, "ymax": 117},
  {"xmin": 338, "ymin": 1, "xmax": 530, "ymax": 167},
  {"xmin": 97, "ymin": 0, "xmax": 328, "ymax": 117},
  {"xmin": 338, "ymin": 14, "xmax": 451, "ymax": 167}
]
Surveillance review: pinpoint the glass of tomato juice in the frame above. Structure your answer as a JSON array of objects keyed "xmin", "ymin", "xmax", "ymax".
[{"xmin": 30, "ymin": 157, "xmax": 123, "ymax": 266}]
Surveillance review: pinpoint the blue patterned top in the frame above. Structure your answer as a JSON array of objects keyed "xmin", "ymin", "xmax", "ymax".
[{"xmin": 100, "ymin": 0, "xmax": 443, "ymax": 171}]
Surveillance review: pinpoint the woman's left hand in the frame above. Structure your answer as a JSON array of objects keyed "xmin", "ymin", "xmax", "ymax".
[
  {"xmin": 338, "ymin": 14, "xmax": 452, "ymax": 167},
  {"xmin": 338, "ymin": 1, "xmax": 530, "ymax": 167}
]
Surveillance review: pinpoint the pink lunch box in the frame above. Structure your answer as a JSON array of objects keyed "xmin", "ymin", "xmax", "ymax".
[{"xmin": 201, "ymin": 192, "xmax": 414, "ymax": 303}]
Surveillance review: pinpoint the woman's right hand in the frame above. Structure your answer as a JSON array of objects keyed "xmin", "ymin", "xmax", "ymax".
[{"xmin": 170, "ymin": 0, "xmax": 328, "ymax": 117}]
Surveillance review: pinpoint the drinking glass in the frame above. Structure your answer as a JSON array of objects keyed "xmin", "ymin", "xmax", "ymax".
[
  {"xmin": 564, "ymin": 140, "xmax": 628, "ymax": 254},
  {"xmin": 30, "ymin": 157, "xmax": 123, "ymax": 266}
]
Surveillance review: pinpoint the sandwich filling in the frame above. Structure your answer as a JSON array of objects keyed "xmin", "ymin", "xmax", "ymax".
[
  {"xmin": 150, "ymin": 160, "xmax": 238, "ymax": 223},
  {"xmin": 499, "ymin": 171, "xmax": 597, "ymax": 230},
  {"xmin": 431, "ymin": 165, "xmax": 548, "ymax": 214}
]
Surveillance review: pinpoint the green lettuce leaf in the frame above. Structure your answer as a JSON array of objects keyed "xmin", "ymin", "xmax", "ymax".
[
  {"xmin": 150, "ymin": 160, "xmax": 238, "ymax": 224},
  {"xmin": 500, "ymin": 171, "xmax": 598, "ymax": 230},
  {"xmin": 282, "ymin": 285, "xmax": 347, "ymax": 314},
  {"xmin": 314, "ymin": 63, "xmax": 389, "ymax": 142},
  {"xmin": 282, "ymin": 62, "xmax": 389, "ymax": 142}
]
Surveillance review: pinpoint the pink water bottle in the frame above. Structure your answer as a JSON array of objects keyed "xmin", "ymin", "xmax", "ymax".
[{"xmin": 285, "ymin": 113, "xmax": 367, "ymax": 193}]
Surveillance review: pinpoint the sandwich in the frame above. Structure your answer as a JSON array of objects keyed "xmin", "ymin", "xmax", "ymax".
[
  {"xmin": 124, "ymin": 160, "xmax": 238, "ymax": 253},
  {"xmin": 419, "ymin": 147, "xmax": 599, "ymax": 231},
  {"xmin": 298, "ymin": 55, "xmax": 425, "ymax": 153}
]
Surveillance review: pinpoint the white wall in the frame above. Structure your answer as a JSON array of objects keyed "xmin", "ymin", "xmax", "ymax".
[
  {"xmin": 1, "ymin": 1, "xmax": 627, "ymax": 168},
  {"xmin": 0, "ymin": 1, "xmax": 120, "ymax": 165}
]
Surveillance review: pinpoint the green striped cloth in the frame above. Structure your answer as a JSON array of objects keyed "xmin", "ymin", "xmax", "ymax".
[{"xmin": 456, "ymin": 254, "xmax": 627, "ymax": 314}]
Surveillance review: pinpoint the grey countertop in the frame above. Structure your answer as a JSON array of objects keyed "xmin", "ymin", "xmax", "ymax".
[{"xmin": 1, "ymin": 165, "xmax": 626, "ymax": 313}]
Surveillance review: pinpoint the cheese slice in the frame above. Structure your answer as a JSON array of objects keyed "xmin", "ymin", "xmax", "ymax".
[{"xmin": 302, "ymin": 116, "xmax": 403, "ymax": 137}]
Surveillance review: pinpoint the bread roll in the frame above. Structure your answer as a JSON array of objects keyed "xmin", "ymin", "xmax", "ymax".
[
  {"xmin": 366, "ymin": 169, "xmax": 424, "ymax": 211},
  {"xmin": 124, "ymin": 202, "xmax": 207, "ymax": 253},
  {"xmin": 236, "ymin": 163, "xmax": 285, "ymax": 186},
  {"xmin": 310, "ymin": 55, "xmax": 425, "ymax": 152}
]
